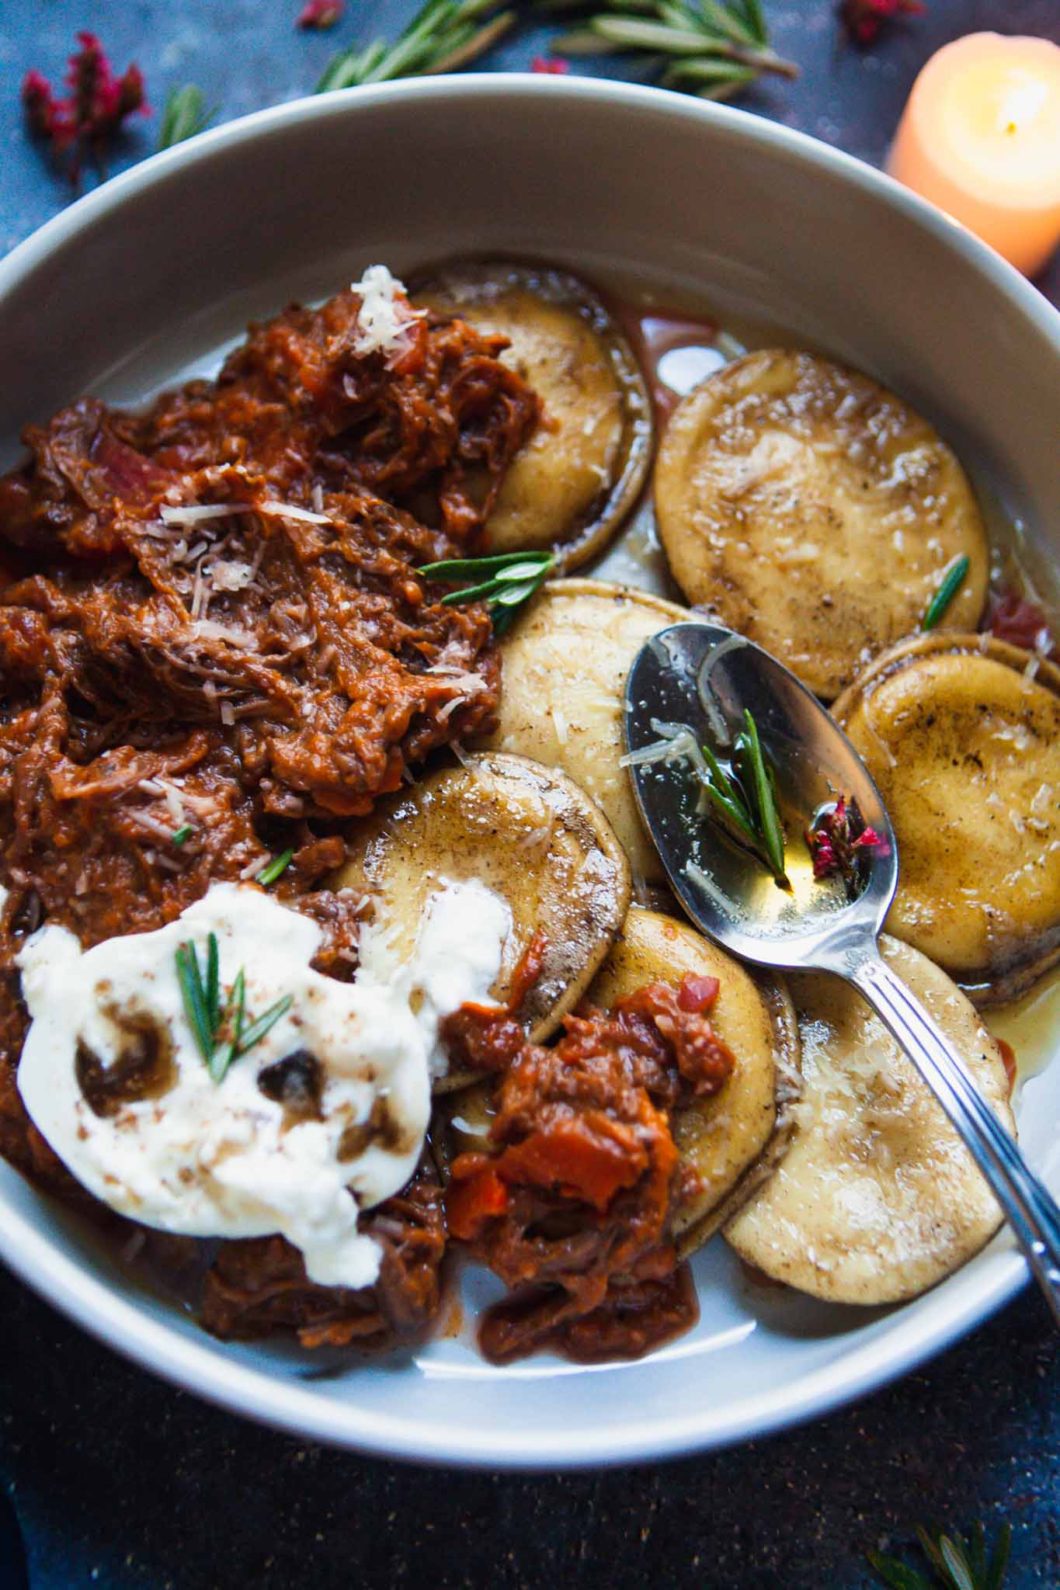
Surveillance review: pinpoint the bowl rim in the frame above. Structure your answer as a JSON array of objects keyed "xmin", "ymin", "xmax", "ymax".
[
  {"xmin": 2, "ymin": 74, "xmax": 1058, "ymax": 350},
  {"xmin": 0, "ymin": 72, "xmax": 1049, "ymax": 1468}
]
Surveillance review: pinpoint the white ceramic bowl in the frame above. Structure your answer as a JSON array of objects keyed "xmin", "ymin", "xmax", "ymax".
[{"xmin": 0, "ymin": 76, "xmax": 1057, "ymax": 1468}]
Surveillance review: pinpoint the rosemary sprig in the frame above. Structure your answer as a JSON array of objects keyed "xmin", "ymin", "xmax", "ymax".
[
  {"xmin": 316, "ymin": 0, "xmax": 516, "ymax": 93},
  {"xmin": 922, "ymin": 554, "xmax": 971, "ymax": 630},
  {"xmin": 158, "ymin": 85, "xmax": 215, "ymax": 150},
  {"xmin": 869, "ymin": 1521, "xmax": 1011, "ymax": 1590},
  {"xmin": 419, "ymin": 549, "xmax": 555, "ymax": 634},
  {"xmin": 175, "ymin": 934, "xmax": 294, "ymax": 1083},
  {"xmin": 176, "ymin": 940, "xmax": 213, "ymax": 1063},
  {"xmin": 733, "ymin": 709, "xmax": 787, "ymax": 882},
  {"xmin": 541, "ymin": 0, "xmax": 797, "ymax": 100},
  {"xmin": 257, "ymin": 849, "xmax": 294, "ymax": 888},
  {"xmin": 699, "ymin": 709, "xmax": 788, "ymax": 885}
]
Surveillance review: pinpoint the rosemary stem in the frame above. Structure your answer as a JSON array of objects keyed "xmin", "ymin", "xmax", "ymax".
[{"xmin": 427, "ymin": 11, "xmax": 517, "ymax": 73}]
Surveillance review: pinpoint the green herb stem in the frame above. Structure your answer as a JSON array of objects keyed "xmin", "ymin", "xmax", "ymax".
[
  {"xmin": 257, "ymin": 849, "xmax": 294, "ymax": 888},
  {"xmin": 922, "ymin": 554, "xmax": 971, "ymax": 630},
  {"xmin": 547, "ymin": 0, "xmax": 797, "ymax": 99},
  {"xmin": 419, "ymin": 549, "xmax": 555, "ymax": 633},
  {"xmin": 173, "ymin": 940, "xmax": 293, "ymax": 1083},
  {"xmin": 158, "ymin": 85, "xmax": 215, "ymax": 150},
  {"xmin": 235, "ymin": 996, "xmax": 295, "ymax": 1058},
  {"xmin": 868, "ymin": 1520, "xmax": 1011, "ymax": 1590},
  {"xmin": 205, "ymin": 931, "xmax": 220, "ymax": 1035},
  {"xmin": 210, "ymin": 967, "xmax": 247, "ymax": 1083},
  {"xmin": 171, "ymin": 824, "xmax": 194, "ymax": 846},
  {"xmin": 317, "ymin": 1, "xmax": 514, "ymax": 92},
  {"xmin": 695, "ymin": 710, "xmax": 788, "ymax": 887},
  {"xmin": 176, "ymin": 940, "xmax": 214, "ymax": 1064},
  {"xmin": 736, "ymin": 709, "xmax": 787, "ymax": 884}
]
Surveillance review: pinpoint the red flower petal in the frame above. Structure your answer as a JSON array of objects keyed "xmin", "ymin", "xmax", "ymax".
[{"xmin": 298, "ymin": 0, "xmax": 344, "ymax": 28}]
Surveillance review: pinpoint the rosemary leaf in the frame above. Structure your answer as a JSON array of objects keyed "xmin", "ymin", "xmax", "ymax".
[
  {"xmin": 427, "ymin": 11, "xmax": 517, "ymax": 73},
  {"xmin": 317, "ymin": 0, "xmax": 513, "ymax": 92},
  {"xmin": 866, "ymin": 1553, "xmax": 934, "ymax": 1590},
  {"xmin": 235, "ymin": 995, "xmax": 295, "ymax": 1058},
  {"xmin": 205, "ymin": 931, "xmax": 220, "ymax": 1035},
  {"xmin": 547, "ymin": 0, "xmax": 797, "ymax": 94},
  {"xmin": 587, "ymin": 16, "xmax": 713, "ymax": 53},
  {"xmin": 231, "ymin": 968, "xmax": 247, "ymax": 1047},
  {"xmin": 439, "ymin": 576, "xmax": 506, "ymax": 605},
  {"xmin": 494, "ymin": 560, "xmax": 556, "ymax": 583},
  {"xmin": 700, "ymin": 779, "xmax": 758, "ymax": 847},
  {"xmin": 922, "ymin": 554, "xmax": 970, "ymax": 630},
  {"xmin": 210, "ymin": 967, "xmax": 246, "ymax": 1083},
  {"xmin": 550, "ymin": 28, "xmax": 616, "ymax": 52},
  {"xmin": 158, "ymin": 85, "xmax": 215, "ymax": 150},
  {"xmin": 700, "ymin": 741, "xmax": 750, "ymax": 820},
  {"xmin": 171, "ymin": 823, "xmax": 194, "ymax": 846},
  {"xmin": 257, "ymin": 849, "xmax": 294, "ymax": 888},
  {"xmin": 697, "ymin": 740, "xmax": 768, "ymax": 857},
  {"xmin": 665, "ymin": 57, "xmax": 757, "ymax": 83},
  {"xmin": 737, "ymin": 708, "xmax": 787, "ymax": 884},
  {"xmin": 492, "ymin": 579, "xmax": 539, "ymax": 607},
  {"xmin": 739, "ymin": 0, "xmax": 768, "ymax": 42},
  {"xmin": 697, "ymin": 0, "xmax": 759, "ymax": 45},
  {"xmin": 420, "ymin": 550, "xmax": 552, "ymax": 578},
  {"xmin": 693, "ymin": 77, "xmax": 753, "ymax": 100},
  {"xmin": 869, "ymin": 1522, "xmax": 1012, "ymax": 1590},
  {"xmin": 176, "ymin": 942, "xmax": 213, "ymax": 1064},
  {"xmin": 939, "ymin": 1539, "xmax": 976, "ymax": 1590},
  {"xmin": 985, "ymin": 1525, "xmax": 1011, "ymax": 1590},
  {"xmin": 420, "ymin": 549, "xmax": 555, "ymax": 629}
]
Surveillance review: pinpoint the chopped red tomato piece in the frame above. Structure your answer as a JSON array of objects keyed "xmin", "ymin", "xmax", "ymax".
[
  {"xmin": 447, "ymin": 1161, "xmax": 510, "ymax": 1241},
  {"xmin": 499, "ymin": 1119, "xmax": 646, "ymax": 1211},
  {"xmin": 676, "ymin": 973, "xmax": 720, "ymax": 1013}
]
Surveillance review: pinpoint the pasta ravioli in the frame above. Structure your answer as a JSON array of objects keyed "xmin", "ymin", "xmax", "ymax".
[{"xmin": 0, "ymin": 255, "xmax": 1052, "ymax": 1366}]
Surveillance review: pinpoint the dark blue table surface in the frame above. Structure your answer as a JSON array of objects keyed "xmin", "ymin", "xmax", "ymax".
[{"xmin": 0, "ymin": 4, "xmax": 1057, "ymax": 1587}]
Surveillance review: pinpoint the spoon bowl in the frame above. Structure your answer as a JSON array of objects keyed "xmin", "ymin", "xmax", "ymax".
[
  {"xmin": 626, "ymin": 620, "xmax": 1060, "ymax": 1327},
  {"xmin": 625, "ymin": 622, "xmax": 896, "ymax": 974}
]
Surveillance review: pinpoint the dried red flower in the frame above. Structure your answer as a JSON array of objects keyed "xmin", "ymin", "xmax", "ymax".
[
  {"xmin": 807, "ymin": 795, "xmax": 885, "ymax": 896},
  {"xmin": 297, "ymin": 0, "xmax": 344, "ymax": 29},
  {"xmin": 531, "ymin": 56, "xmax": 571, "ymax": 75},
  {"xmin": 838, "ymin": 0, "xmax": 925, "ymax": 47},
  {"xmin": 21, "ymin": 31, "xmax": 147, "ymax": 185},
  {"xmin": 984, "ymin": 588, "xmax": 1056, "ymax": 658}
]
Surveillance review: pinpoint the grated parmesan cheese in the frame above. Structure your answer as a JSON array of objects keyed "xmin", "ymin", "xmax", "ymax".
[
  {"xmin": 191, "ymin": 618, "xmax": 255, "ymax": 647},
  {"xmin": 155, "ymin": 779, "xmax": 187, "ymax": 827},
  {"xmin": 258, "ymin": 500, "xmax": 331, "ymax": 526},
  {"xmin": 161, "ymin": 504, "xmax": 249, "ymax": 527},
  {"xmin": 210, "ymin": 560, "xmax": 254, "ymax": 592},
  {"xmin": 349, "ymin": 265, "xmax": 425, "ymax": 368}
]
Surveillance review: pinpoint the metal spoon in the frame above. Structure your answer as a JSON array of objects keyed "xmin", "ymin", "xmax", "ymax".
[{"xmin": 625, "ymin": 620, "xmax": 1060, "ymax": 1325}]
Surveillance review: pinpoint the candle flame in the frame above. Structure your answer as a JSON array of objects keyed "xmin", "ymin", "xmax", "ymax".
[{"xmin": 996, "ymin": 76, "xmax": 1048, "ymax": 138}]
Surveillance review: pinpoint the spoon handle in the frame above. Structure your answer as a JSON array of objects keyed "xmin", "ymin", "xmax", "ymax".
[{"xmin": 849, "ymin": 951, "xmax": 1060, "ymax": 1328}]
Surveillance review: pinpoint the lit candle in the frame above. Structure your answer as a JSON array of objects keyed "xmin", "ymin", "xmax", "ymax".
[{"xmin": 888, "ymin": 33, "xmax": 1060, "ymax": 277}]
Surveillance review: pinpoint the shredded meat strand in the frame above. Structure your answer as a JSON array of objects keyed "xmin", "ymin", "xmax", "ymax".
[
  {"xmin": 200, "ymin": 1162, "xmax": 446, "ymax": 1349},
  {"xmin": 0, "ymin": 280, "xmax": 538, "ymax": 1352}
]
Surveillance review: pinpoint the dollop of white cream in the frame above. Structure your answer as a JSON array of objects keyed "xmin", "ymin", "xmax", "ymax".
[{"xmin": 16, "ymin": 879, "xmax": 508, "ymax": 1289}]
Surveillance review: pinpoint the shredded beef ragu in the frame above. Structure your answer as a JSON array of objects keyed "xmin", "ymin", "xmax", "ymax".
[
  {"xmin": 201, "ymin": 1162, "xmax": 446, "ymax": 1350},
  {"xmin": 445, "ymin": 974, "xmax": 735, "ymax": 1363},
  {"xmin": 0, "ymin": 280, "xmax": 538, "ymax": 1346}
]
